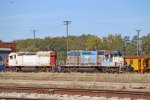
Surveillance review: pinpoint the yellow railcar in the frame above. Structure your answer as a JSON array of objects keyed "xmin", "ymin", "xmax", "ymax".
[{"xmin": 125, "ymin": 56, "xmax": 150, "ymax": 73}]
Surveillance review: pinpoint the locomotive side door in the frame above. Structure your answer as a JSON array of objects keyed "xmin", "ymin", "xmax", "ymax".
[{"xmin": 50, "ymin": 52, "xmax": 57, "ymax": 66}]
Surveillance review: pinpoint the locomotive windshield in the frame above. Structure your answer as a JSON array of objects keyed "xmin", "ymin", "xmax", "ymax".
[
  {"xmin": 111, "ymin": 51, "xmax": 122, "ymax": 56},
  {"xmin": 68, "ymin": 51, "xmax": 80, "ymax": 56}
]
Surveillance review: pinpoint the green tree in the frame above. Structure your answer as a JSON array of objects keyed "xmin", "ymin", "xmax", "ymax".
[
  {"xmin": 85, "ymin": 35, "xmax": 101, "ymax": 50},
  {"xmin": 101, "ymin": 34, "xmax": 124, "ymax": 52},
  {"xmin": 141, "ymin": 33, "xmax": 150, "ymax": 55}
]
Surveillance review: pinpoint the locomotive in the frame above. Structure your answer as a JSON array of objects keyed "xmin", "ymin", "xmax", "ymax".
[
  {"xmin": 5, "ymin": 51, "xmax": 57, "ymax": 72},
  {"xmin": 61, "ymin": 50, "xmax": 132, "ymax": 73}
]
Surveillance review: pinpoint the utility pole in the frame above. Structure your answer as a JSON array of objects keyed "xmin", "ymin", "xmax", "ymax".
[
  {"xmin": 63, "ymin": 21, "xmax": 71, "ymax": 56},
  {"xmin": 136, "ymin": 29, "xmax": 141, "ymax": 56},
  {"xmin": 123, "ymin": 36, "xmax": 130, "ymax": 56},
  {"xmin": 31, "ymin": 30, "xmax": 39, "ymax": 51}
]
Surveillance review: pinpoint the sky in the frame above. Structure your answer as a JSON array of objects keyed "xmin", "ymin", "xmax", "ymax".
[{"xmin": 0, "ymin": 0, "xmax": 150, "ymax": 42}]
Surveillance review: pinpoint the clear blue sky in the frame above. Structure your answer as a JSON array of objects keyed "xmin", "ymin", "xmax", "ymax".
[{"xmin": 0, "ymin": 0, "xmax": 150, "ymax": 42}]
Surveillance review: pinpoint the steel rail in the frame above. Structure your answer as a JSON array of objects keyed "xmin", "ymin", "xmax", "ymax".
[
  {"xmin": 0, "ymin": 86, "xmax": 149, "ymax": 99},
  {"xmin": 0, "ymin": 97, "xmax": 54, "ymax": 100}
]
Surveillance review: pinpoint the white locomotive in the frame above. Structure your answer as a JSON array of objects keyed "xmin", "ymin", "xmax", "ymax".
[{"xmin": 5, "ymin": 51, "xmax": 57, "ymax": 72}]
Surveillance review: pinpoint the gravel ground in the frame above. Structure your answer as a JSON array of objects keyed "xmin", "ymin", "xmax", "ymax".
[
  {"xmin": 0, "ymin": 92, "xmax": 147, "ymax": 100},
  {"xmin": 0, "ymin": 72, "xmax": 149, "ymax": 99},
  {"xmin": 0, "ymin": 79, "xmax": 150, "ymax": 92},
  {"xmin": 1, "ymin": 72, "xmax": 150, "ymax": 83}
]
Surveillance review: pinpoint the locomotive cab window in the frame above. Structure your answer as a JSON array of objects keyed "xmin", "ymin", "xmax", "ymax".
[
  {"xmin": 9, "ymin": 56, "xmax": 13, "ymax": 59},
  {"xmin": 98, "ymin": 51, "xmax": 104, "ymax": 55},
  {"xmin": 105, "ymin": 55, "xmax": 109, "ymax": 59},
  {"xmin": 14, "ymin": 55, "xmax": 16, "ymax": 59},
  {"xmin": 130, "ymin": 59, "xmax": 133, "ymax": 65}
]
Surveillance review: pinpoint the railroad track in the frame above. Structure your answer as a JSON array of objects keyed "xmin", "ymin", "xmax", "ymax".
[{"xmin": 0, "ymin": 86, "xmax": 150, "ymax": 99}]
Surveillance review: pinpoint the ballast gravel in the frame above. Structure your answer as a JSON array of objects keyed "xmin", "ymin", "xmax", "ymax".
[{"xmin": 0, "ymin": 92, "xmax": 147, "ymax": 100}]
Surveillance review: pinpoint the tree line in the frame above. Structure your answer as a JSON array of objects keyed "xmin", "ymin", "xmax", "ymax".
[{"xmin": 13, "ymin": 33, "xmax": 150, "ymax": 61}]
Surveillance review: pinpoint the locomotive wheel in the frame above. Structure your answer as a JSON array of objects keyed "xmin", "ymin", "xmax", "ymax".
[
  {"xmin": 122, "ymin": 66, "xmax": 130, "ymax": 73},
  {"xmin": 94, "ymin": 67, "xmax": 100, "ymax": 73},
  {"xmin": 102, "ymin": 67, "xmax": 107, "ymax": 73},
  {"xmin": 43, "ymin": 67, "xmax": 46, "ymax": 72},
  {"xmin": 17, "ymin": 67, "xmax": 22, "ymax": 72},
  {"xmin": 39, "ymin": 67, "xmax": 45, "ymax": 72},
  {"xmin": 35, "ymin": 66, "xmax": 39, "ymax": 72},
  {"xmin": 73, "ymin": 67, "xmax": 79, "ymax": 72},
  {"xmin": 51, "ymin": 66, "xmax": 57, "ymax": 72},
  {"xmin": 38, "ymin": 67, "xmax": 46, "ymax": 72},
  {"xmin": 5, "ymin": 67, "xmax": 11, "ymax": 71},
  {"xmin": 109, "ymin": 68, "xmax": 114, "ymax": 73},
  {"xmin": 10, "ymin": 67, "xmax": 16, "ymax": 71},
  {"xmin": 61, "ymin": 66, "xmax": 69, "ymax": 73},
  {"xmin": 67, "ymin": 67, "xmax": 71, "ymax": 72},
  {"xmin": 68, "ymin": 67, "xmax": 78, "ymax": 72},
  {"xmin": 47, "ymin": 67, "xmax": 52, "ymax": 72}
]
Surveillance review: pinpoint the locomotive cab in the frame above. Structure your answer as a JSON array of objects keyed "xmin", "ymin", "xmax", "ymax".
[
  {"xmin": 101, "ymin": 50, "xmax": 124, "ymax": 67},
  {"xmin": 8, "ymin": 52, "xmax": 17, "ymax": 66}
]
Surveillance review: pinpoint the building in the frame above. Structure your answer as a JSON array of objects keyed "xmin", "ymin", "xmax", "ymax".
[{"xmin": 0, "ymin": 41, "xmax": 16, "ymax": 63}]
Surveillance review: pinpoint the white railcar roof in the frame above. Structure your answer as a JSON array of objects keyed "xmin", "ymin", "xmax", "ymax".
[
  {"xmin": 37, "ymin": 51, "xmax": 54, "ymax": 56},
  {"xmin": 9, "ymin": 52, "xmax": 17, "ymax": 56},
  {"xmin": 9, "ymin": 51, "xmax": 54, "ymax": 56}
]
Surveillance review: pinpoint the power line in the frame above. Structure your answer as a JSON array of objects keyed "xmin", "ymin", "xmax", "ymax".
[{"xmin": 63, "ymin": 21, "xmax": 71, "ymax": 55}]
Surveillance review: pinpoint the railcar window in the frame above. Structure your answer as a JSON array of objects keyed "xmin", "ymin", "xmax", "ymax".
[
  {"xmin": 18, "ymin": 53, "xmax": 25, "ymax": 56},
  {"xmin": 82, "ymin": 52, "xmax": 92, "ymax": 55},
  {"xmin": 26, "ymin": 53, "xmax": 36, "ymax": 55},
  {"xmin": 68, "ymin": 52, "xmax": 80, "ymax": 56},
  {"xmin": 98, "ymin": 51, "xmax": 104, "ymax": 55},
  {"xmin": 111, "ymin": 51, "xmax": 122, "ymax": 56},
  {"xmin": 14, "ymin": 55, "xmax": 16, "ymax": 58},
  {"xmin": 130, "ymin": 59, "xmax": 133, "ymax": 65},
  {"xmin": 105, "ymin": 55, "xmax": 109, "ymax": 59}
]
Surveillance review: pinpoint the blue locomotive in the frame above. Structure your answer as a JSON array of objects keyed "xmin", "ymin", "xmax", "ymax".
[{"xmin": 61, "ymin": 50, "xmax": 129, "ymax": 73}]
